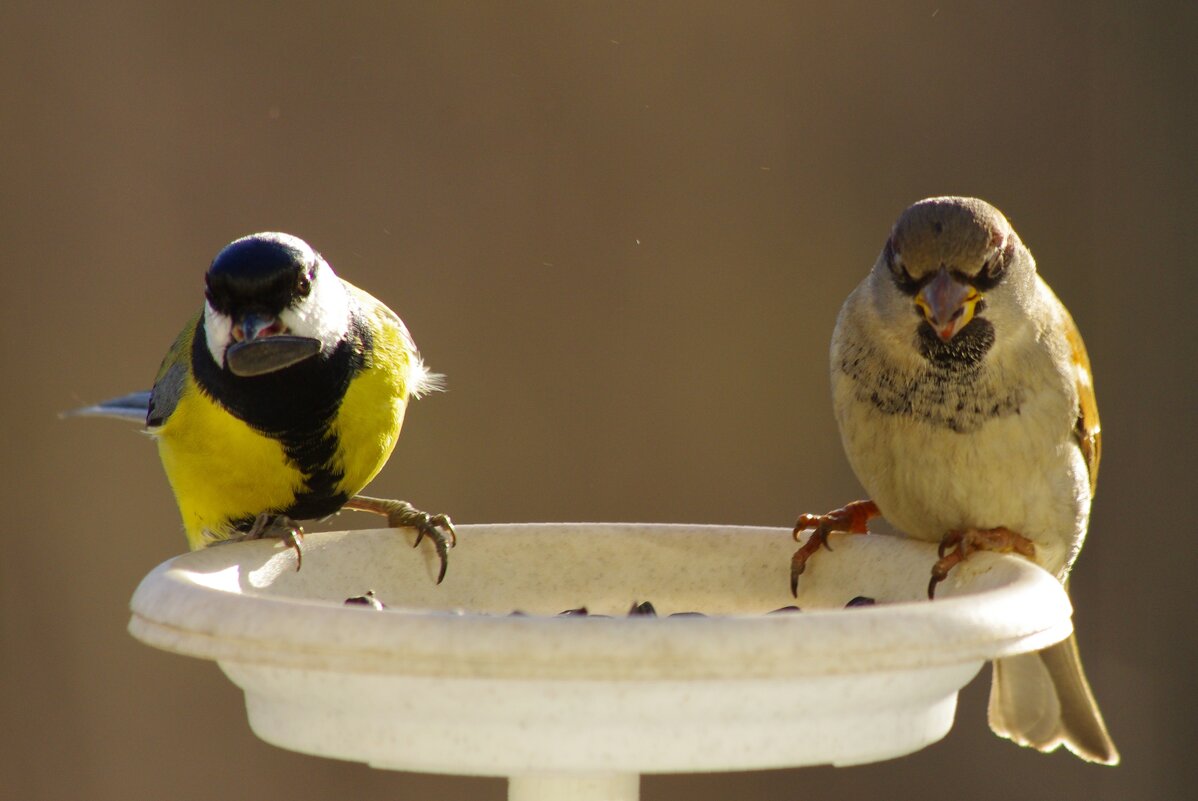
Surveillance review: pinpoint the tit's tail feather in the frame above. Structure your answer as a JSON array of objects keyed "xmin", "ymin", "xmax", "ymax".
[
  {"xmin": 989, "ymin": 632, "xmax": 1119, "ymax": 765},
  {"xmin": 62, "ymin": 391, "xmax": 152, "ymax": 423}
]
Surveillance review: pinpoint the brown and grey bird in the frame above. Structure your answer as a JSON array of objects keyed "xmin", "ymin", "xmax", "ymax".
[{"xmin": 791, "ymin": 196, "xmax": 1118, "ymax": 763}]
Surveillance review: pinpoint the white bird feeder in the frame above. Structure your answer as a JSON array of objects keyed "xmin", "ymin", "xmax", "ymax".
[{"xmin": 128, "ymin": 523, "xmax": 1074, "ymax": 801}]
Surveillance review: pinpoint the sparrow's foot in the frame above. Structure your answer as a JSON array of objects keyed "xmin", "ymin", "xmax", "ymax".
[
  {"xmin": 223, "ymin": 513, "xmax": 305, "ymax": 571},
  {"xmin": 342, "ymin": 495, "xmax": 457, "ymax": 584},
  {"xmin": 928, "ymin": 526, "xmax": 1035, "ymax": 599},
  {"xmin": 790, "ymin": 500, "xmax": 879, "ymax": 596}
]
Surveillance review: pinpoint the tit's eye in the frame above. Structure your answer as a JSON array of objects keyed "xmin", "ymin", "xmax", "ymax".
[
  {"xmin": 296, "ymin": 271, "xmax": 312, "ymax": 297},
  {"xmin": 203, "ymin": 280, "xmax": 220, "ymax": 309}
]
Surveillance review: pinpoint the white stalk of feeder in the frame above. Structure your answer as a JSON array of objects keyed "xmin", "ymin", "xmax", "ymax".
[{"xmin": 508, "ymin": 774, "xmax": 639, "ymax": 801}]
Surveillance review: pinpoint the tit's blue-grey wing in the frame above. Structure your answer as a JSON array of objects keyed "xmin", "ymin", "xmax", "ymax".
[
  {"xmin": 146, "ymin": 313, "xmax": 199, "ymax": 428},
  {"xmin": 64, "ymin": 311, "xmax": 199, "ymax": 427}
]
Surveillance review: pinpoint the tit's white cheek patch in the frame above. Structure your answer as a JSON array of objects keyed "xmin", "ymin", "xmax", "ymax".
[
  {"xmin": 203, "ymin": 302, "xmax": 233, "ymax": 367},
  {"xmin": 278, "ymin": 262, "xmax": 351, "ymax": 353}
]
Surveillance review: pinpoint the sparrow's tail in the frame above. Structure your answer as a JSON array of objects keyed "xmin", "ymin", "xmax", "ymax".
[{"xmin": 989, "ymin": 632, "xmax": 1120, "ymax": 764}]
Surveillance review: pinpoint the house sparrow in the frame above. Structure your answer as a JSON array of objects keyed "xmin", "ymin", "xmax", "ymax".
[{"xmin": 792, "ymin": 197, "xmax": 1118, "ymax": 764}]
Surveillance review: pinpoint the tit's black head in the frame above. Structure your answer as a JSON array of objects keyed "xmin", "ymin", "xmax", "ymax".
[{"xmin": 205, "ymin": 233, "xmax": 316, "ymax": 316}]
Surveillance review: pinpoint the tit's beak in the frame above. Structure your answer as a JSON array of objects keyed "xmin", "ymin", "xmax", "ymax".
[
  {"xmin": 233, "ymin": 312, "xmax": 281, "ymax": 343},
  {"xmin": 915, "ymin": 268, "xmax": 982, "ymax": 342},
  {"xmin": 225, "ymin": 313, "xmax": 321, "ymax": 377}
]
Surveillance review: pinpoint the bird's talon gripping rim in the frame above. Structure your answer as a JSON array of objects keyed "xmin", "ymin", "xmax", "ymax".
[
  {"xmin": 927, "ymin": 556, "xmax": 958, "ymax": 599},
  {"xmin": 788, "ymin": 529, "xmax": 828, "ymax": 597},
  {"xmin": 788, "ymin": 554, "xmax": 804, "ymax": 597},
  {"xmin": 433, "ymin": 538, "xmax": 449, "ymax": 584},
  {"xmin": 342, "ymin": 496, "xmax": 457, "ymax": 584},
  {"xmin": 928, "ymin": 527, "xmax": 1036, "ymax": 600},
  {"xmin": 788, "ymin": 500, "xmax": 879, "ymax": 597},
  {"xmin": 937, "ymin": 530, "xmax": 962, "ymax": 559},
  {"xmin": 239, "ymin": 513, "xmax": 306, "ymax": 571},
  {"xmin": 430, "ymin": 514, "xmax": 457, "ymax": 551},
  {"xmin": 283, "ymin": 526, "xmax": 305, "ymax": 572},
  {"xmin": 404, "ymin": 512, "xmax": 455, "ymax": 584},
  {"xmin": 430, "ymin": 515, "xmax": 456, "ymax": 584},
  {"xmin": 929, "ymin": 535, "xmax": 964, "ymax": 599}
]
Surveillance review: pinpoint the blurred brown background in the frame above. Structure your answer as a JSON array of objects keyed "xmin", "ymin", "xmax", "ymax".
[{"xmin": 2, "ymin": 2, "xmax": 1194, "ymax": 799}]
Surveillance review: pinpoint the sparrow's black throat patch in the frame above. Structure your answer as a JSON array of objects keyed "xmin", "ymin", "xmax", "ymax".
[
  {"xmin": 838, "ymin": 316, "xmax": 1021, "ymax": 434},
  {"xmin": 916, "ymin": 317, "xmax": 995, "ymax": 369},
  {"xmin": 191, "ymin": 311, "xmax": 372, "ymax": 522}
]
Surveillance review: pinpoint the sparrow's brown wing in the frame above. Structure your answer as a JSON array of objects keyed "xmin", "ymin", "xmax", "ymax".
[{"xmin": 1062, "ymin": 307, "xmax": 1100, "ymax": 493}]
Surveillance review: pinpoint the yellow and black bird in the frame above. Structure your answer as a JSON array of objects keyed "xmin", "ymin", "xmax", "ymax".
[{"xmin": 72, "ymin": 232, "xmax": 455, "ymax": 580}]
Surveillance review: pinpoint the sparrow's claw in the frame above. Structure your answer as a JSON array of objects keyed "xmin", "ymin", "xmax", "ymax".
[
  {"xmin": 342, "ymin": 495, "xmax": 457, "ymax": 584},
  {"xmin": 227, "ymin": 513, "xmax": 306, "ymax": 571},
  {"xmin": 789, "ymin": 500, "xmax": 879, "ymax": 596},
  {"xmin": 929, "ymin": 526, "xmax": 1035, "ymax": 599},
  {"xmin": 937, "ymin": 529, "xmax": 963, "ymax": 559},
  {"xmin": 789, "ymin": 535, "xmax": 825, "ymax": 597}
]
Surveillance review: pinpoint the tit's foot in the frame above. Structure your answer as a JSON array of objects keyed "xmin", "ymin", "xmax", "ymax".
[
  {"xmin": 342, "ymin": 495, "xmax": 457, "ymax": 584},
  {"xmin": 928, "ymin": 527, "xmax": 1035, "ymax": 599},
  {"xmin": 229, "ymin": 513, "xmax": 305, "ymax": 571},
  {"xmin": 790, "ymin": 500, "xmax": 879, "ymax": 596}
]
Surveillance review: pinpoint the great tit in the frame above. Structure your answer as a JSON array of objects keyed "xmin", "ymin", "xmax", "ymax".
[{"xmin": 71, "ymin": 232, "xmax": 455, "ymax": 580}]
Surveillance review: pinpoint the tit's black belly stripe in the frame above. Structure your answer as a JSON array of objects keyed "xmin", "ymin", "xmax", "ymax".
[{"xmin": 191, "ymin": 311, "xmax": 373, "ymax": 524}]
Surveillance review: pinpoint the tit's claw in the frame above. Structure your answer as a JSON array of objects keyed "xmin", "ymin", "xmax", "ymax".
[
  {"xmin": 281, "ymin": 526, "xmax": 304, "ymax": 571},
  {"xmin": 235, "ymin": 513, "xmax": 306, "ymax": 571},
  {"xmin": 400, "ymin": 509, "xmax": 455, "ymax": 584},
  {"xmin": 789, "ymin": 500, "xmax": 879, "ymax": 597},
  {"xmin": 343, "ymin": 496, "xmax": 457, "ymax": 584},
  {"xmin": 929, "ymin": 527, "xmax": 1035, "ymax": 600}
]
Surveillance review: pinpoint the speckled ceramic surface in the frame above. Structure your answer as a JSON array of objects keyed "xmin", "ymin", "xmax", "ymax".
[{"xmin": 128, "ymin": 524, "xmax": 1073, "ymax": 778}]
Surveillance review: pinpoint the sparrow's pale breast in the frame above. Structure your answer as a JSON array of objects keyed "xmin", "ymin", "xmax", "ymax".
[{"xmin": 831, "ymin": 296, "xmax": 1088, "ymax": 577}]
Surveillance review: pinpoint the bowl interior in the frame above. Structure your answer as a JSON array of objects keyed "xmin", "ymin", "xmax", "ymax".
[{"xmin": 196, "ymin": 522, "xmax": 949, "ymax": 616}]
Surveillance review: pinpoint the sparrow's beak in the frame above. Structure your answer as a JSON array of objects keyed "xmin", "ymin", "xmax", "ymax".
[
  {"xmin": 915, "ymin": 268, "xmax": 982, "ymax": 341},
  {"xmin": 225, "ymin": 312, "xmax": 321, "ymax": 377}
]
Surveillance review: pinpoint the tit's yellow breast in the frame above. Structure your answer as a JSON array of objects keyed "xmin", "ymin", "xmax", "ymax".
[
  {"xmin": 332, "ymin": 363, "xmax": 409, "ymax": 495},
  {"xmin": 329, "ymin": 285, "xmax": 418, "ymax": 493},
  {"xmin": 154, "ymin": 374, "xmax": 305, "ymax": 549}
]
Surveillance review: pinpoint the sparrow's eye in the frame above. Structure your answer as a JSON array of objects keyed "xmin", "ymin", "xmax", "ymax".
[
  {"xmin": 983, "ymin": 255, "xmax": 1005, "ymax": 280},
  {"xmin": 893, "ymin": 264, "xmax": 917, "ymax": 291},
  {"xmin": 885, "ymin": 242, "xmax": 918, "ymax": 293}
]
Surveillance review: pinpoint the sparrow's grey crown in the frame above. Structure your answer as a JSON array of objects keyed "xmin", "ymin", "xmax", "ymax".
[{"xmin": 886, "ymin": 197, "xmax": 1017, "ymax": 290}]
